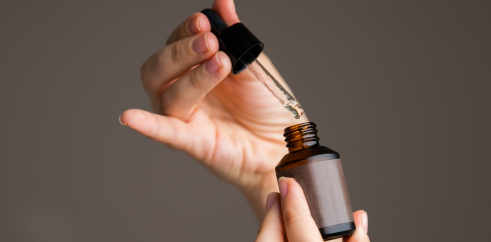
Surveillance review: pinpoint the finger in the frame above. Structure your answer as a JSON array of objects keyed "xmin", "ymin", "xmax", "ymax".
[
  {"xmin": 278, "ymin": 177, "xmax": 324, "ymax": 242},
  {"xmin": 167, "ymin": 12, "xmax": 211, "ymax": 45},
  {"xmin": 120, "ymin": 109, "xmax": 203, "ymax": 155},
  {"xmin": 343, "ymin": 211, "xmax": 370, "ymax": 242},
  {"xmin": 212, "ymin": 0, "xmax": 240, "ymax": 25},
  {"xmin": 255, "ymin": 193, "xmax": 286, "ymax": 242},
  {"xmin": 120, "ymin": 109, "xmax": 191, "ymax": 149},
  {"xmin": 141, "ymin": 32, "xmax": 219, "ymax": 97},
  {"xmin": 120, "ymin": 109, "xmax": 219, "ymax": 163},
  {"xmin": 161, "ymin": 51, "xmax": 231, "ymax": 120}
]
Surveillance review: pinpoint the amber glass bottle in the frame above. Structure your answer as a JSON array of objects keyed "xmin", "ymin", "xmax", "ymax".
[{"xmin": 276, "ymin": 122, "xmax": 355, "ymax": 240}]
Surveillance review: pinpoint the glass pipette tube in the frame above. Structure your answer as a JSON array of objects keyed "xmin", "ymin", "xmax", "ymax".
[{"xmin": 241, "ymin": 52, "xmax": 305, "ymax": 119}]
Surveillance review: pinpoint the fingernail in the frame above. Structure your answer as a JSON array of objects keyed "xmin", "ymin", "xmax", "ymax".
[
  {"xmin": 192, "ymin": 33, "xmax": 210, "ymax": 53},
  {"xmin": 119, "ymin": 115, "xmax": 127, "ymax": 126},
  {"xmin": 278, "ymin": 177, "xmax": 288, "ymax": 199},
  {"xmin": 188, "ymin": 15, "xmax": 201, "ymax": 34},
  {"xmin": 205, "ymin": 53, "xmax": 222, "ymax": 74},
  {"xmin": 265, "ymin": 193, "xmax": 276, "ymax": 212},
  {"xmin": 362, "ymin": 212, "xmax": 368, "ymax": 233}
]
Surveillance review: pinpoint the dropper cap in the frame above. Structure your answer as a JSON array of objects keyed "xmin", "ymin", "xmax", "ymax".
[{"xmin": 201, "ymin": 9, "xmax": 264, "ymax": 74}]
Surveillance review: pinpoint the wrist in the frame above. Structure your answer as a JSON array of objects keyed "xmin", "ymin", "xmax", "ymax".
[{"xmin": 238, "ymin": 171, "xmax": 278, "ymax": 221}]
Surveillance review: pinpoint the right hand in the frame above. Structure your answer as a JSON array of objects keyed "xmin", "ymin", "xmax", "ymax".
[
  {"xmin": 120, "ymin": 0, "xmax": 309, "ymax": 219},
  {"xmin": 256, "ymin": 177, "xmax": 370, "ymax": 242}
]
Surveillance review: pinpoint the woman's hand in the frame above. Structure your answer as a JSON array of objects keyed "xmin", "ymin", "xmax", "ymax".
[
  {"xmin": 256, "ymin": 177, "xmax": 370, "ymax": 242},
  {"xmin": 120, "ymin": 0, "xmax": 308, "ymax": 219}
]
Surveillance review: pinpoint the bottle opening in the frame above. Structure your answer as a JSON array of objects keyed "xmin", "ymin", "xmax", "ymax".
[{"xmin": 284, "ymin": 122, "xmax": 320, "ymax": 152}]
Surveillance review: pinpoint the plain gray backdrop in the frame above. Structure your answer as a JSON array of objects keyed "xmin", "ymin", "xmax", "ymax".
[{"xmin": 1, "ymin": 0, "xmax": 490, "ymax": 241}]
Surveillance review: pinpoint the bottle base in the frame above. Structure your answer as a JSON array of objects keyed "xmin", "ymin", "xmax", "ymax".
[{"xmin": 319, "ymin": 222, "xmax": 356, "ymax": 241}]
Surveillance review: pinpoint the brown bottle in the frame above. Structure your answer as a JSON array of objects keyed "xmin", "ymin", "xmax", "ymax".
[{"xmin": 276, "ymin": 122, "xmax": 355, "ymax": 240}]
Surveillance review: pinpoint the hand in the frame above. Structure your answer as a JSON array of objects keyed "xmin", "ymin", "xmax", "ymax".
[
  {"xmin": 256, "ymin": 177, "xmax": 370, "ymax": 242},
  {"xmin": 120, "ymin": 0, "xmax": 308, "ymax": 219}
]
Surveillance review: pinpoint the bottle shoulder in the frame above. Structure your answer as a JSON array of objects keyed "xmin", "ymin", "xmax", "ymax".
[{"xmin": 275, "ymin": 146, "xmax": 340, "ymax": 172}]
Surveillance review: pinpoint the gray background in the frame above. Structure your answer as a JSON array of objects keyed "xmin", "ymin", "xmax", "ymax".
[{"xmin": 1, "ymin": 0, "xmax": 490, "ymax": 241}]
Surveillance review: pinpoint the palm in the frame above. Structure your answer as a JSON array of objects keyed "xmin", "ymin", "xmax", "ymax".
[
  {"xmin": 119, "ymin": 0, "xmax": 310, "ymax": 220},
  {"xmin": 180, "ymin": 54, "xmax": 308, "ymax": 187}
]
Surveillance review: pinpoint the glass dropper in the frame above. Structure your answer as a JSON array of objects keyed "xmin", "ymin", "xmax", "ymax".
[
  {"xmin": 200, "ymin": 8, "xmax": 305, "ymax": 119},
  {"xmin": 241, "ymin": 51, "xmax": 305, "ymax": 119}
]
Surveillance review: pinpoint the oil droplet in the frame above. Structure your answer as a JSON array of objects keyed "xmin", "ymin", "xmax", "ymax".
[{"xmin": 284, "ymin": 101, "xmax": 304, "ymax": 119}]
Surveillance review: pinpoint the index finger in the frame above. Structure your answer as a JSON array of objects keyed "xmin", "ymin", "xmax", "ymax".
[
  {"xmin": 278, "ymin": 177, "xmax": 324, "ymax": 242},
  {"xmin": 166, "ymin": 12, "xmax": 211, "ymax": 45},
  {"xmin": 167, "ymin": 0, "xmax": 241, "ymax": 45}
]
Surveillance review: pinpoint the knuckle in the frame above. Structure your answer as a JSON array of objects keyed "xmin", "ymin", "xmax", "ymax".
[
  {"xmin": 140, "ymin": 59, "xmax": 157, "ymax": 95},
  {"xmin": 178, "ymin": 23, "xmax": 189, "ymax": 39},
  {"xmin": 166, "ymin": 29, "xmax": 178, "ymax": 45},
  {"xmin": 169, "ymin": 40, "xmax": 190, "ymax": 65},
  {"xmin": 186, "ymin": 69, "xmax": 202, "ymax": 90},
  {"xmin": 140, "ymin": 52, "xmax": 162, "ymax": 84},
  {"xmin": 170, "ymin": 43, "xmax": 182, "ymax": 64}
]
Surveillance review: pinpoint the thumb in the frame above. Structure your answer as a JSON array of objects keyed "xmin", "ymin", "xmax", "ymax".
[
  {"xmin": 212, "ymin": 0, "xmax": 240, "ymax": 25},
  {"xmin": 278, "ymin": 177, "xmax": 324, "ymax": 242}
]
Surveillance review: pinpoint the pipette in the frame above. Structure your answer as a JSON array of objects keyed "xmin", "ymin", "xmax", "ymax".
[
  {"xmin": 202, "ymin": 9, "xmax": 305, "ymax": 119},
  {"xmin": 242, "ymin": 52, "xmax": 304, "ymax": 118}
]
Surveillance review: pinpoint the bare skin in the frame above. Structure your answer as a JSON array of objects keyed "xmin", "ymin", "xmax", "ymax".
[
  {"xmin": 120, "ymin": 3, "xmax": 368, "ymax": 241},
  {"xmin": 257, "ymin": 178, "xmax": 370, "ymax": 242},
  {"xmin": 120, "ymin": 0, "xmax": 308, "ymax": 220}
]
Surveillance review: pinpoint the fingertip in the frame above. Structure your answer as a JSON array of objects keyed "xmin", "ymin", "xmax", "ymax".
[
  {"xmin": 187, "ymin": 13, "xmax": 202, "ymax": 35},
  {"xmin": 265, "ymin": 192, "xmax": 279, "ymax": 212},
  {"xmin": 284, "ymin": 177, "xmax": 301, "ymax": 196},
  {"xmin": 353, "ymin": 210, "xmax": 368, "ymax": 234},
  {"xmin": 278, "ymin": 177, "xmax": 289, "ymax": 200},
  {"xmin": 120, "ymin": 109, "xmax": 139, "ymax": 126},
  {"xmin": 212, "ymin": 0, "xmax": 240, "ymax": 25},
  {"xmin": 205, "ymin": 52, "xmax": 222, "ymax": 74},
  {"xmin": 204, "ymin": 51, "xmax": 231, "ymax": 79},
  {"xmin": 287, "ymin": 178, "xmax": 308, "ymax": 207},
  {"xmin": 281, "ymin": 177, "xmax": 311, "ymax": 215},
  {"xmin": 216, "ymin": 51, "xmax": 232, "ymax": 72},
  {"xmin": 205, "ymin": 32, "xmax": 219, "ymax": 53},
  {"xmin": 257, "ymin": 192, "xmax": 285, "ymax": 241},
  {"xmin": 119, "ymin": 115, "xmax": 127, "ymax": 126},
  {"xmin": 344, "ymin": 210, "xmax": 369, "ymax": 242},
  {"xmin": 363, "ymin": 213, "xmax": 368, "ymax": 233},
  {"xmin": 121, "ymin": 109, "xmax": 159, "ymax": 137},
  {"xmin": 196, "ymin": 13, "xmax": 211, "ymax": 32}
]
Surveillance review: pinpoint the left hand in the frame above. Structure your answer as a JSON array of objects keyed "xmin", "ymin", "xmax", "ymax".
[
  {"xmin": 120, "ymin": 0, "xmax": 308, "ymax": 220},
  {"xmin": 256, "ymin": 177, "xmax": 370, "ymax": 242}
]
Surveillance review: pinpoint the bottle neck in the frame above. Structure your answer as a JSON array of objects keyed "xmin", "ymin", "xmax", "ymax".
[{"xmin": 284, "ymin": 122, "xmax": 320, "ymax": 152}]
